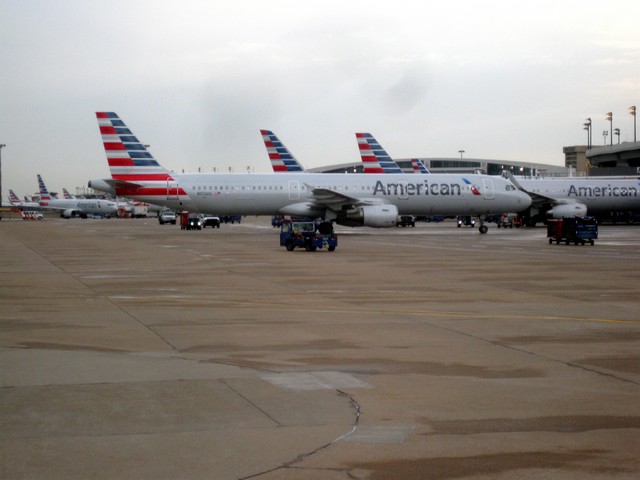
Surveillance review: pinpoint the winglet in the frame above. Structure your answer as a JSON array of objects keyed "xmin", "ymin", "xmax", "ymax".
[{"xmin": 502, "ymin": 170, "xmax": 527, "ymax": 192}]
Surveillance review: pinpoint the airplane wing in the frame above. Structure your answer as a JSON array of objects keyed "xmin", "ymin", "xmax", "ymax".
[
  {"xmin": 503, "ymin": 171, "xmax": 580, "ymax": 208},
  {"xmin": 305, "ymin": 184, "xmax": 389, "ymax": 211},
  {"xmin": 503, "ymin": 171, "xmax": 587, "ymax": 220}
]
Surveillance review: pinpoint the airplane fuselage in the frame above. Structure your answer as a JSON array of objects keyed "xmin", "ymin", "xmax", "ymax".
[
  {"xmin": 40, "ymin": 198, "xmax": 118, "ymax": 215},
  {"xmin": 171, "ymin": 173, "xmax": 531, "ymax": 216},
  {"xmin": 519, "ymin": 177, "xmax": 640, "ymax": 212}
]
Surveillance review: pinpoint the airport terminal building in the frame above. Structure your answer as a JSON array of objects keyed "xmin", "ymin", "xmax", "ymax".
[
  {"xmin": 309, "ymin": 157, "xmax": 569, "ymax": 177},
  {"xmin": 310, "ymin": 142, "xmax": 640, "ymax": 178}
]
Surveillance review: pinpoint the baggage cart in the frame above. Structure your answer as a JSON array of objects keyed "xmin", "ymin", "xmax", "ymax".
[{"xmin": 547, "ymin": 217, "xmax": 597, "ymax": 245}]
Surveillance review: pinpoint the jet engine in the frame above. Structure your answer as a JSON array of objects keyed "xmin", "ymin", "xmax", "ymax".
[
  {"xmin": 336, "ymin": 204, "xmax": 399, "ymax": 228},
  {"xmin": 547, "ymin": 203, "xmax": 587, "ymax": 219},
  {"xmin": 61, "ymin": 209, "xmax": 86, "ymax": 219}
]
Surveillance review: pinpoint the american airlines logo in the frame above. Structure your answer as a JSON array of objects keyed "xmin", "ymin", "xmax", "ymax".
[
  {"xmin": 373, "ymin": 180, "xmax": 464, "ymax": 197},
  {"xmin": 568, "ymin": 184, "xmax": 638, "ymax": 197}
]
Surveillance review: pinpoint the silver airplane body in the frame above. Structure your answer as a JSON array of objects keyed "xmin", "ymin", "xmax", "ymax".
[
  {"xmin": 37, "ymin": 174, "xmax": 118, "ymax": 218},
  {"xmin": 508, "ymin": 174, "xmax": 640, "ymax": 223},
  {"xmin": 94, "ymin": 112, "xmax": 531, "ymax": 230},
  {"xmin": 178, "ymin": 172, "xmax": 531, "ymax": 228}
]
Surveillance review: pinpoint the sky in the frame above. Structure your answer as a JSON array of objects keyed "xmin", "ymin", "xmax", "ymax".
[{"xmin": 1, "ymin": 0, "xmax": 639, "ymax": 197}]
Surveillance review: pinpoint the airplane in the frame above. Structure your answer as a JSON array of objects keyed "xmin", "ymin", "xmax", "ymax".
[
  {"xmin": 94, "ymin": 112, "xmax": 531, "ymax": 233},
  {"xmin": 62, "ymin": 188, "xmax": 75, "ymax": 199},
  {"xmin": 37, "ymin": 174, "xmax": 118, "ymax": 218},
  {"xmin": 505, "ymin": 172, "xmax": 640, "ymax": 226},
  {"xmin": 6, "ymin": 189, "xmax": 41, "ymax": 209},
  {"xmin": 261, "ymin": 130, "xmax": 305, "ymax": 172}
]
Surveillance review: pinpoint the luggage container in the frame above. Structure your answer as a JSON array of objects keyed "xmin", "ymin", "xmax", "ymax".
[{"xmin": 547, "ymin": 217, "xmax": 597, "ymax": 245}]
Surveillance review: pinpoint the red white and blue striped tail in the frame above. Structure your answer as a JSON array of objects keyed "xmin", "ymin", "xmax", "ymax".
[
  {"xmin": 62, "ymin": 188, "xmax": 75, "ymax": 199},
  {"xmin": 8, "ymin": 189, "xmax": 22, "ymax": 205},
  {"xmin": 37, "ymin": 174, "xmax": 52, "ymax": 201},
  {"xmin": 96, "ymin": 112, "xmax": 173, "ymax": 184},
  {"xmin": 260, "ymin": 130, "xmax": 305, "ymax": 172},
  {"xmin": 96, "ymin": 112, "xmax": 188, "ymax": 201},
  {"xmin": 355, "ymin": 133, "xmax": 403, "ymax": 174},
  {"xmin": 411, "ymin": 158, "xmax": 430, "ymax": 174}
]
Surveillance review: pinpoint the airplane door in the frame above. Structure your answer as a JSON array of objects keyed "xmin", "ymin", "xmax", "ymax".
[
  {"xmin": 482, "ymin": 178, "xmax": 495, "ymax": 200},
  {"xmin": 166, "ymin": 179, "xmax": 179, "ymax": 199},
  {"xmin": 288, "ymin": 180, "xmax": 300, "ymax": 200}
]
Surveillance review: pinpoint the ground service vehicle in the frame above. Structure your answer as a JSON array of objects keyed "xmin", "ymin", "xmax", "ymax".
[
  {"xmin": 280, "ymin": 220, "xmax": 337, "ymax": 252},
  {"xmin": 132, "ymin": 205, "xmax": 148, "ymax": 218},
  {"xmin": 201, "ymin": 216, "xmax": 221, "ymax": 228},
  {"xmin": 547, "ymin": 217, "xmax": 598, "ymax": 245},
  {"xmin": 497, "ymin": 213, "xmax": 519, "ymax": 228},
  {"xmin": 457, "ymin": 216, "xmax": 476, "ymax": 228},
  {"xmin": 22, "ymin": 211, "xmax": 43, "ymax": 220},
  {"xmin": 396, "ymin": 215, "xmax": 416, "ymax": 227},
  {"xmin": 179, "ymin": 212, "xmax": 203, "ymax": 230},
  {"xmin": 158, "ymin": 210, "xmax": 177, "ymax": 224}
]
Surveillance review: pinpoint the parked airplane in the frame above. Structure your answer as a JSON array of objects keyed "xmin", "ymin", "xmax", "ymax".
[
  {"xmin": 94, "ymin": 112, "xmax": 531, "ymax": 232},
  {"xmin": 505, "ymin": 172, "xmax": 640, "ymax": 226},
  {"xmin": 261, "ymin": 130, "xmax": 305, "ymax": 172},
  {"xmin": 7, "ymin": 189, "xmax": 41, "ymax": 209},
  {"xmin": 62, "ymin": 188, "xmax": 75, "ymax": 199},
  {"xmin": 37, "ymin": 175, "xmax": 118, "ymax": 218}
]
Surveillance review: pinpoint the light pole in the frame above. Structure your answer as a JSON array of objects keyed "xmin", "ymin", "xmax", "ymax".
[
  {"xmin": 458, "ymin": 150, "xmax": 465, "ymax": 159},
  {"xmin": 0, "ymin": 144, "xmax": 5, "ymax": 221},
  {"xmin": 630, "ymin": 106, "xmax": 637, "ymax": 142},
  {"xmin": 614, "ymin": 128, "xmax": 620, "ymax": 144},
  {"xmin": 606, "ymin": 112, "xmax": 613, "ymax": 146},
  {"xmin": 583, "ymin": 118, "xmax": 592, "ymax": 147},
  {"xmin": 602, "ymin": 130, "xmax": 608, "ymax": 145}
]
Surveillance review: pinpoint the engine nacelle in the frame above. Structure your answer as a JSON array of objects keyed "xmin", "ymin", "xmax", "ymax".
[
  {"xmin": 547, "ymin": 203, "xmax": 587, "ymax": 219},
  {"xmin": 61, "ymin": 209, "xmax": 86, "ymax": 219},
  {"xmin": 336, "ymin": 204, "xmax": 399, "ymax": 228},
  {"xmin": 279, "ymin": 202, "xmax": 325, "ymax": 218}
]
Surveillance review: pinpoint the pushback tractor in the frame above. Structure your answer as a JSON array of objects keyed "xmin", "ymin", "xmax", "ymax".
[{"xmin": 280, "ymin": 220, "xmax": 337, "ymax": 252}]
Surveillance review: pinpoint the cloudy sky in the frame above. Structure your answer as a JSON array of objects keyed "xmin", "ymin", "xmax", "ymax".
[{"xmin": 1, "ymin": 0, "xmax": 639, "ymax": 197}]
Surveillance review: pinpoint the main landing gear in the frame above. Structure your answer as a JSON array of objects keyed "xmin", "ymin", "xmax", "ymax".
[{"xmin": 478, "ymin": 215, "xmax": 489, "ymax": 234}]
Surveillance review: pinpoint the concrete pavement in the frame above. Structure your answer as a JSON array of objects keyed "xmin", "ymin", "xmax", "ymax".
[{"xmin": 1, "ymin": 216, "xmax": 638, "ymax": 479}]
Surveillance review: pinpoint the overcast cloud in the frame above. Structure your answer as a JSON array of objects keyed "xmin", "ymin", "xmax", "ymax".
[{"xmin": 1, "ymin": 0, "xmax": 639, "ymax": 196}]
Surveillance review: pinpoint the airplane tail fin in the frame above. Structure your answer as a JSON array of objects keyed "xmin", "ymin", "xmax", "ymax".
[
  {"xmin": 96, "ymin": 112, "xmax": 173, "ymax": 184},
  {"xmin": 355, "ymin": 133, "xmax": 403, "ymax": 174},
  {"xmin": 411, "ymin": 158, "xmax": 430, "ymax": 174},
  {"xmin": 37, "ymin": 174, "xmax": 52, "ymax": 201},
  {"xmin": 260, "ymin": 130, "xmax": 305, "ymax": 172},
  {"xmin": 62, "ymin": 188, "xmax": 74, "ymax": 199},
  {"xmin": 8, "ymin": 189, "xmax": 22, "ymax": 205}
]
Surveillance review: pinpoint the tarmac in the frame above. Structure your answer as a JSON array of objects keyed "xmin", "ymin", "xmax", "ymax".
[{"xmin": 1, "ymin": 214, "xmax": 639, "ymax": 479}]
